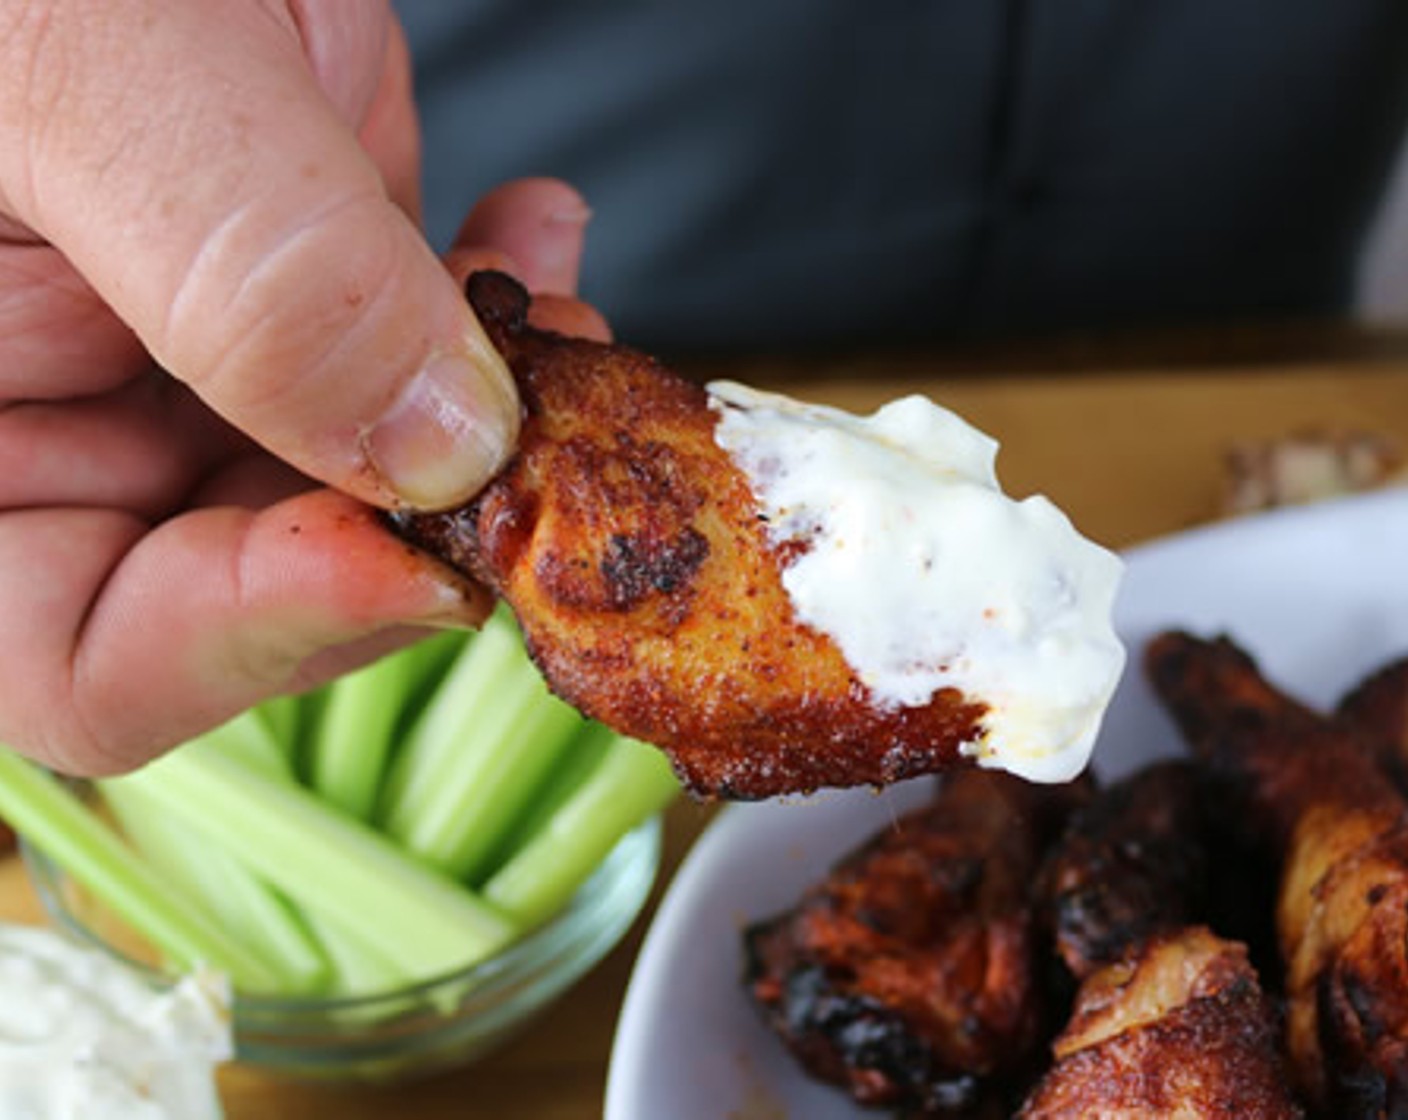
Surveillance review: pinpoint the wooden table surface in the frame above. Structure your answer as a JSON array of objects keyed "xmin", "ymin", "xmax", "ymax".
[{"xmin": 4, "ymin": 327, "xmax": 1408, "ymax": 1118}]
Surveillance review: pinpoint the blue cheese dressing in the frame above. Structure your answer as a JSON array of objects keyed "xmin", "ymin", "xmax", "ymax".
[
  {"xmin": 708, "ymin": 381, "xmax": 1125, "ymax": 782},
  {"xmin": 0, "ymin": 923, "xmax": 231, "ymax": 1119}
]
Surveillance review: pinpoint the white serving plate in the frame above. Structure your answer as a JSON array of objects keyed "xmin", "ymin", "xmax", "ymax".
[{"xmin": 606, "ymin": 488, "xmax": 1408, "ymax": 1120}]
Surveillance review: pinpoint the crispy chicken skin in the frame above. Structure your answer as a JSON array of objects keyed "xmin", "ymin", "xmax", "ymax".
[
  {"xmin": 1147, "ymin": 631, "xmax": 1408, "ymax": 1115},
  {"xmin": 391, "ymin": 272, "xmax": 989, "ymax": 799},
  {"xmin": 1017, "ymin": 926, "xmax": 1302, "ymax": 1119},
  {"xmin": 1037, "ymin": 760, "xmax": 1211, "ymax": 982},
  {"xmin": 1143, "ymin": 632, "xmax": 1392, "ymax": 847},
  {"xmin": 1028, "ymin": 760, "xmax": 1296, "ymax": 1117},
  {"xmin": 743, "ymin": 770, "xmax": 1084, "ymax": 1115}
]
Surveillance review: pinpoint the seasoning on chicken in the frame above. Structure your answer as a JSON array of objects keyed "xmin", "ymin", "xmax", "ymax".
[
  {"xmin": 1022, "ymin": 756, "xmax": 1298, "ymax": 1116},
  {"xmin": 741, "ymin": 770, "xmax": 1085, "ymax": 1116},
  {"xmin": 390, "ymin": 271, "xmax": 1123, "ymax": 800},
  {"xmin": 1017, "ymin": 926, "xmax": 1302, "ymax": 1119},
  {"xmin": 1146, "ymin": 631, "xmax": 1408, "ymax": 1115},
  {"xmin": 1037, "ymin": 760, "xmax": 1211, "ymax": 982}
]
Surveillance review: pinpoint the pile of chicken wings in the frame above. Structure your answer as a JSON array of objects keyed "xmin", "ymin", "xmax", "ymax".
[{"xmin": 746, "ymin": 631, "xmax": 1408, "ymax": 1118}]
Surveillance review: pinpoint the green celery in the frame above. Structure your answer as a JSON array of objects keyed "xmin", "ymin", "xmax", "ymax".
[
  {"xmin": 474, "ymin": 720, "xmax": 617, "ymax": 882},
  {"xmin": 398, "ymin": 629, "xmax": 470, "ymax": 716},
  {"xmin": 482, "ymin": 734, "xmax": 681, "ymax": 928},
  {"xmin": 200, "ymin": 708, "xmax": 291, "ymax": 777},
  {"xmin": 383, "ymin": 624, "xmax": 586, "ymax": 883},
  {"xmin": 297, "ymin": 907, "xmax": 413, "ymax": 998},
  {"xmin": 286, "ymin": 684, "xmax": 331, "ymax": 785},
  {"xmin": 0, "ymin": 749, "xmax": 281, "ymax": 991},
  {"xmin": 188, "ymin": 714, "xmax": 414, "ymax": 997},
  {"xmin": 99, "ymin": 781, "xmax": 330, "ymax": 995},
  {"xmin": 114, "ymin": 740, "xmax": 517, "ymax": 980},
  {"xmin": 309, "ymin": 632, "xmax": 463, "ymax": 821},
  {"xmin": 254, "ymin": 693, "xmax": 301, "ymax": 760},
  {"xmin": 377, "ymin": 607, "xmax": 522, "ymax": 826},
  {"xmin": 379, "ymin": 608, "xmax": 590, "ymax": 881}
]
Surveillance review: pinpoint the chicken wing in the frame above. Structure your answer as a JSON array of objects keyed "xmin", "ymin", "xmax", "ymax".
[
  {"xmin": 389, "ymin": 271, "xmax": 1119, "ymax": 799},
  {"xmin": 1017, "ymin": 926, "xmax": 1301, "ymax": 1119},
  {"xmin": 1037, "ymin": 760, "xmax": 1211, "ymax": 982},
  {"xmin": 1023, "ymin": 755, "xmax": 1298, "ymax": 1116},
  {"xmin": 742, "ymin": 770, "xmax": 1084, "ymax": 1115},
  {"xmin": 1146, "ymin": 631, "xmax": 1408, "ymax": 1115}
]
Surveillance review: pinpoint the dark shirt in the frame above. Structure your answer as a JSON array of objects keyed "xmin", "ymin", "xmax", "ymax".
[{"xmin": 398, "ymin": 1, "xmax": 1408, "ymax": 351}]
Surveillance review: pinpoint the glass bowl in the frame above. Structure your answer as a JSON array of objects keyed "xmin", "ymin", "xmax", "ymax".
[{"xmin": 22, "ymin": 813, "xmax": 661, "ymax": 1084}]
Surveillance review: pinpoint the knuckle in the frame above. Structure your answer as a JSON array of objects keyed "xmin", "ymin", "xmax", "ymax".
[{"xmin": 162, "ymin": 189, "xmax": 420, "ymax": 428}]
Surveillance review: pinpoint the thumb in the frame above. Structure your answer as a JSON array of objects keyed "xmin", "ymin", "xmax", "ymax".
[{"xmin": 0, "ymin": 0, "xmax": 516, "ymax": 511}]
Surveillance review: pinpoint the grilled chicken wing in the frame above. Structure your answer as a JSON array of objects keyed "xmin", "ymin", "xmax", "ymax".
[
  {"xmin": 1146, "ymin": 631, "xmax": 1408, "ymax": 1115},
  {"xmin": 1038, "ymin": 760, "xmax": 1211, "ymax": 982},
  {"xmin": 394, "ymin": 271, "xmax": 1037, "ymax": 799},
  {"xmin": 1143, "ymin": 632, "xmax": 1394, "ymax": 847},
  {"xmin": 1018, "ymin": 926, "xmax": 1301, "ymax": 1119},
  {"xmin": 1025, "ymin": 758, "xmax": 1298, "ymax": 1116},
  {"xmin": 742, "ymin": 770, "xmax": 1084, "ymax": 1115}
]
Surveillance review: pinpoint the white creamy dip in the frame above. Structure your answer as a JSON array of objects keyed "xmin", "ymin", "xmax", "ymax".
[
  {"xmin": 708, "ymin": 381, "xmax": 1125, "ymax": 782},
  {"xmin": 0, "ymin": 923, "xmax": 231, "ymax": 1120}
]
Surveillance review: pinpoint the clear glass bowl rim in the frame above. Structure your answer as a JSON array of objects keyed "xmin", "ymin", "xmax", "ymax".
[{"xmin": 20, "ymin": 812, "xmax": 662, "ymax": 1022}]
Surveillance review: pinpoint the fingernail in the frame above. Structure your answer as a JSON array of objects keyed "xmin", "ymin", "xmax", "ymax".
[
  {"xmin": 416, "ymin": 572, "xmax": 497, "ymax": 630},
  {"xmin": 549, "ymin": 199, "xmax": 592, "ymax": 229},
  {"xmin": 365, "ymin": 342, "xmax": 519, "ymax": 509}
]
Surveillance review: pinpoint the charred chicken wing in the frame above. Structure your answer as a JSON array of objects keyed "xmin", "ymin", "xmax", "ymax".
[
  {"xmin": 1147, "ymin": 631, "xmax": 1408, "ymax": 1115},
  {"xmin": 391, "ymin": 272, "xmax": 1123, "ymax": 799},
  {"xmin": 1017, "ymin": 926, "xmax": 1301, "ymax": 1119},
  {"xmin": 742, "ymin": 770, "xmax": 1084, "ymax": 1115},
  {"xmin": 1027, "ymin": 759, "xmax": 1297, "ymax": 1116},
  {"xmin": 1037, "ymin": 760, "xmax": 1211, "ymax": 982}
]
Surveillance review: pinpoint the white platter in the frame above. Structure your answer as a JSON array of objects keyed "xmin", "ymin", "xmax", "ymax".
[{"xmin": 605, "ymin": 488, "xmax": 1408, "ymax": 1120}]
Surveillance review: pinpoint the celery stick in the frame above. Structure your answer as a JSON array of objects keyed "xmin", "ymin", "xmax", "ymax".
[
  {"xmin": 255, "ymin": 693, "xmax": 301, "ymax": 759},
  {"xmin": 399, "ymin": 629, "xmax": 471, "ymax": 716},
  {"xmin": 0, "ymin": 749, "xmax": 281, "ymax": 991},
  {"xmin": 199, "ymin": 714, "xmax": 414, "ymax": 996},
  {"xmin": 385, "ymin": 650, "xmax": 586, "ymax": 883},
  {"xmin": 99, "ymin": 781, "xmax": 330, "ymax": 995},
  {"xmin": 299, "ymin": 907, "xmax": 414, "ymax": 997},
  {"xmin": 377, "ymin": 607, "xmax": 522, "ymax": 826},
  {"xmin": 309, "ymin": 632, "xmax": 463, "ymax": 821},
  {"xmin": 309, "ymin": 654, "xmax": 413, "ymax": 819},
  {"xmin": 475, "ymin": 721, "xmax": 617, "ymax": 882},
  {"xmin": 118, "ymin": 741, "xmax": 517, "ymax": 980},
  {"xmin": 482, "ymin": 735, "xmax": 681, "ymax": 928},
  {"xmin": 144, "ymin": 711, "xmax": 433, "ymax": 997},
  {"xmin": 287, "ymin": 684, "xmax": 331, "ymax": 784},
  {"xmin": 200, "ymin": 709, "xmax": 291, "ymax": 778}
]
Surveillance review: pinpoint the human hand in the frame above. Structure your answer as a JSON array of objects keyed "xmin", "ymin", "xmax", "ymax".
[{"xmin": 0, "ymin": 1, "xmax": 605, "ymax": 775}]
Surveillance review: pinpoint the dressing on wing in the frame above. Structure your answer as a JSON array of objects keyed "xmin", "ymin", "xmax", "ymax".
[
  {"xmin": 391, "ymin": 272, "xmax": 1121, "ymax": 797},
  {"xmin": 708, "ymin": 381, "xmax": 1126, "ymax": 782}
]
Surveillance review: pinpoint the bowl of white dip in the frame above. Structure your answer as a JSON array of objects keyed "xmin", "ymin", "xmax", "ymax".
[{"xmin": 0, "ymin": 921, "xmax": 231, "ymax": 1118}]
